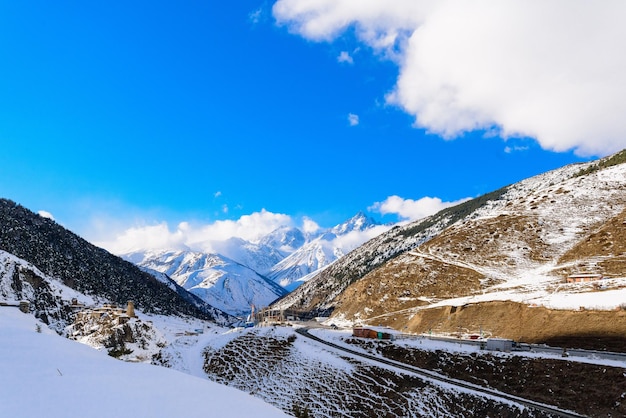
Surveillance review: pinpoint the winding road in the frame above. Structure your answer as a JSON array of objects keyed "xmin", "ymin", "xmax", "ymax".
[{"xmin": 296, "ymin": 327, "xmax": 587, "ymax": 418}]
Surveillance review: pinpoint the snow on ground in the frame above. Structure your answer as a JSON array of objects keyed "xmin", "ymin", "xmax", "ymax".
[
  {"xmin": 423, "ymin": 277, "xmax": 626, "ymax": 311},
  {"xmin": 0, "ymin": 307, "xmax": 287, "ymax": 418},
  {"xmin": 410, "ymin": 163, "xmax": 626, "ymax": 313},
  {"xmin": 146, "ymin": 313, "xmax": 240, "ymax": 377},
  {"xmin": 465, "ymin": 274, "xmax": 622, "ymax": 314}
]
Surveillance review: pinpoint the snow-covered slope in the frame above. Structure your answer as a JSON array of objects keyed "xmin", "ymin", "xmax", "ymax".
[
  {"xmin": 259, "ymin": 226, "xmax": 307, "ymax": 253},
  {"xmin": 126, "ymin": 250, "xmax": 287, "ymax": 317},
  {"xmin": 0, "ymin": 308, "xmax": 287, "ymax": 418},
  {"xmin": 210, "ymin": 237, "xmax": 287, "ymax": 275},
  {"xmin": 267, "ymin": 212, "xmax": 389, "ymax": 289},
  {"xmin": 0, "ymin": 250, "xmax": 95, "ymax": 331},
  {"xmin": 266, "ymin": 233, "xmax": 339, "ymax": 290}
]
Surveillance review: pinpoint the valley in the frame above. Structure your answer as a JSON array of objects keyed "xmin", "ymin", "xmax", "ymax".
[{"xmin": 2, "ymin": 151, "xmax": 626, "ymax": 417}]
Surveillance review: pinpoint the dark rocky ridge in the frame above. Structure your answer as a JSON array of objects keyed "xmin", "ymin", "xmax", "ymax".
[{"xmin": 0, "ymin": 198, "xmax": 226, "ymax": 321}]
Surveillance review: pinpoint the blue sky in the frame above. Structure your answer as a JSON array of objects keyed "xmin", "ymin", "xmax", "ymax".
[{"xmin": 1, "ymin": 1, "xmax": 624, "ymax": 253}]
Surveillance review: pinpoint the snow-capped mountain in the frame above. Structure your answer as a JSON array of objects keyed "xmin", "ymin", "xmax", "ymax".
[
  {"xmin": 209, "ymin": 237, "xmax": 288, "ymax": 275},
  {"xmin": 259, "ymin": 225, "xmax": 307, "ymax": 253},
  {"xmin": 266, "ymin": 212, "xmax": 387, "ymax": 290},
  {"xmin": 126, "ymin": 250, "xmax": 287, "ymax": 317},
  {"xmin": 124, "ymin": 213, "xmax": 388, "ymax": 312},
  {"xmin": 265, "ymin": 234, "xmax": 338, "ymax": 291},
  {"xmin": 330, "ymin": 211, "xmax": 378, "ymax": 235}
]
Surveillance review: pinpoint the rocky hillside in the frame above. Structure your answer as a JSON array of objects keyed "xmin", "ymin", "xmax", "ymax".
[
  {"xmin": 200, "ymin": 327, "xmax": 551, "ymax": 418},
  {"xmin": 0, "ymin": 250, "xmax": 80, "ymax": 332},
  {"xmin": 274, "ymin": 151, "xmax": 626, "ymax": 346},
  {"xmin": 0, "ymin": 199, "xmax": 227, "ymax": 321}
]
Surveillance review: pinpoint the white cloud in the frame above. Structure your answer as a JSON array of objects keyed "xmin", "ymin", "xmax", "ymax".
[
  {"xmin": 249, "ymin": 8, "xmax": 264, "ymax": 24},
  {"xmin": 273, "ymin": 0, "xmax": 626, "ymax": 157},
  {"xmin": 504, "ymin": 145, "xmax": 529, "ymax": 154},
  {"xmin": 38, "ymin": 210, "xmax": 55, "ymax": 220},
  {"xmin": 214, "ymin": 191, "xmax": 222, "ymax": 198},
  {"xmin": 347, "ymin": 113, "xmax": 359, "ymax": 126},
  {"xmin": 337, "ymin": 51, "xmax": 353, "ymax": 64},
  {"xmin": 301, "ymin": 217, "xmax": 320, "ymax": 234},
  {"xmin": 330, "ymin": 224, "xmax": 392, "ymax": 254},
  {"xmin": 94, "ymin": 209, "xmax": 295, "ymax": 255},
  {"xmin": 369, "ymin": 195, "xmax": 470, "ymax": 221},
  {"xmin": 98, "ymin": 222, "xmax": 189, "ymax": 254},
  {"xmin": 273, "ymin": 0, "xmax": 431, "ymax": 46}
]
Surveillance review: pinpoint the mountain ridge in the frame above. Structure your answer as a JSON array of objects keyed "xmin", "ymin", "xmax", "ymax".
[{"xmin": 272, "ymin": 152, "xmax": 626, "ymax": 346}]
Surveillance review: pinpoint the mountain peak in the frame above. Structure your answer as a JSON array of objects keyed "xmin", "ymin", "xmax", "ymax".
[
  {"xmin": 259, "ymin": 226, "xmax": 306, "ymax": 253},
  {"xmin": 331, "ymin": 211, "xmax": 379, "ymax": 235}
]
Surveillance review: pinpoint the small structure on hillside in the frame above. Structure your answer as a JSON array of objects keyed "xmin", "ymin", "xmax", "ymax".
[
  {"xmin": 257, "ymin": 308, "xmax": 285, "ymax": 325},
  {"xmin": 126, "ymin": 301, "xmax": 135, "ymax": 318},
  {"xmin": 353, "ymin": 327, "xmax": 397, "ymax": 341},
  {"xmin": 0, "ymin": 300, "xmax": 30, "ymax": 313},
  {"xmin": 70, "ymin": 298, "xmax": 86, "ymax": 310},
  {"xmin": 566, "ymin": 273, "xmax": 603, "ymax": 283},
  {"xmin": 255, "ymin": 307, "xmax": 306, "ymax": 326},
  {"xmin": 18, "ymin": 301, "xmax": 30, "ymax": 313},
  {"xmin": 485, "ymin": 338, "xmax": 514, "ymax": 352},
  {"xmin": 75, "ymin": 301, "xmax": 137, "ymax": 325}
]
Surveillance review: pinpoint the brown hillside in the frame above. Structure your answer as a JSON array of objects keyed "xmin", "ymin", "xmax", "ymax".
[
  {"xmin": 424, "ymin": 214, "xmax": 552, "ymax": 269},
  {"xmin": 361, "ymin": 300, "xmax": 626, "ymax": 351},
  {"xmin": 335, "ymin": 253, "xmax": 484, "ymax": 322},
  {"xmin": 558, "ymin": 207, "xmax": 626, "ymax": 277}
]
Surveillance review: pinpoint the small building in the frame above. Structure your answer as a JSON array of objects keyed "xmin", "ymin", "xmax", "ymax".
[
  {"xmin": 126, "ymin": 300, "xmax": 136, "ymax": 318},
  {"xmin": 117, "ymin": 314, "xmax": 130, "ymax": 325},
  {"xmin": 485, "ymin": 338, "xmax": 514, "ymax": 352},
  {"xmin": 566, "ymin": 273, "xmax": 603, "ymax": 283},
  {"xmin": 18, "ymin": 300, "xmax": 30, "ymax": 313},
  {"xmin": 75, "ymin": 301, "xmax": 138, "ymax": 323},
  {"xmin": 69, "ymin": 298, "xmax": 86, "ymax": 311},
  {"xmin": 353, "ymin": 327, "xmax": 396, "ymax": 341}
]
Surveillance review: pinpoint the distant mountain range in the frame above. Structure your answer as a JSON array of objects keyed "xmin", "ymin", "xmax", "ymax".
[
  {"xmin": 124, "ymin": 212, "xmax": 386, "ymax": 315},
  {"xmin": 0, "ymin": 196, "xmax": 386, "ymax": 322},
  {"xmin": 266, "ymin": 212, "xmax": 383, "ymax": 290},
  {"xmin": 127, "ymin": 251, "xmax": 287, "ymax": 317}
]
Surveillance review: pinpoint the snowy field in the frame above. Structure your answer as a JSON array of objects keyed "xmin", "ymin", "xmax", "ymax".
[
  {"xmin": 426, "ymin": 278, "xmax": 626, "ymax": 312},
  {"xmin": 4, "ymin": 301, "xmax": 624, "ymax": 418},
  {"xmin": 0, "ymin": 308, "xmax": 287, "ymax": 418}
]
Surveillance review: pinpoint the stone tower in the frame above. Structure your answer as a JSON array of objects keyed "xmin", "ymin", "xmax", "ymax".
[{"xmin": 126, "ymin": 300, "xmax": 136, "ymax": 317}]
